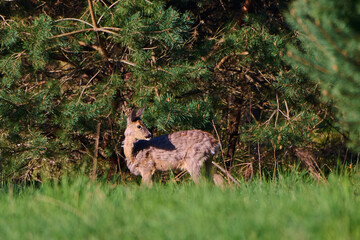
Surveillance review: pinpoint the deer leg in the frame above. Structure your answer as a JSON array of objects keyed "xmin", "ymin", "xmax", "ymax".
[
  {"xmin": 186, "ymin": 161, "xmax": 202, "ymax": 184},
  {"xmin": 204, "ymin": 158, "xmax": 213, "ymax": 182},
  {"xmin": 189, "ymin": 171, "xmax": 201, "ymax": 184},
  {"xmin": 141, "ymin": 171, "xmax": 154, "ymax": 187}
]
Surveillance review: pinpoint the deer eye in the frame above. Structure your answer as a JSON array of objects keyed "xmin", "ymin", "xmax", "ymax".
[{"xmin": 137, "ymin": 125, "xmax": 142, "ymax": 129}]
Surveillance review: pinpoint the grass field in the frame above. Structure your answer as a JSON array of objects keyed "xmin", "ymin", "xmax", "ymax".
[{"xmin": 1, "ymin": 172, "xmax": 359, "ymax": 240}]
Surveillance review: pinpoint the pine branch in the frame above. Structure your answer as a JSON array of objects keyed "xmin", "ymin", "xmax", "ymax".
[
  {"xmin": 201, "ymin": 0, "xmax": 252, "ymax": 62},
  {"xmin": 87, "ymin": 0, "xmax": 109, "ymax": 60},
  {"xmin": 287, "ymin": 50, "xmax": 328, "ymax": 73},
  {"xmin": 290, "ymin": 8, "xmax": 332, "ymax": 60},
  {"xmin": 97, "ymin": 0, "xmax": 123, "ymax": 25},
  {"xmin": 316, "ymin": 22, "xmax": 350, "ymax": 60},
  {"xmin": 0, "ymin": 97, "xmax": 25, "ymax": 107}
]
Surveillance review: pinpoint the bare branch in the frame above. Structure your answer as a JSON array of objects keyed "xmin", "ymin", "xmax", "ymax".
[
  {"xmin": 212, "ymin": 161, "xmax": 240, "ymax": 186},
  {"xmin": 55, "ymin": 18, "xmax": 94, "ymax": 28},
  {"xmin": 91, "ymin": 122, "xmax": 101, "ymax": 180},
  {"xmin": 87, "ymin": 0, "xmax": 109, "ymax": 59},
  {"xmin": 77, "ymin": 70, "xmax": 101, "ymax": 104}
]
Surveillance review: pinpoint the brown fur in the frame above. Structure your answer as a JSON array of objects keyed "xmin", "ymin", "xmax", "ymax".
[{"xmin": 123, "ymin": 108, "xmax": 219, "ymax": 186}]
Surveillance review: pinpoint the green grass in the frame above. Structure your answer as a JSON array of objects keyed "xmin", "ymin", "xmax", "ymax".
[{"xmin": 1, "ymin": 172, "xmax": 360, "ymax": 240}]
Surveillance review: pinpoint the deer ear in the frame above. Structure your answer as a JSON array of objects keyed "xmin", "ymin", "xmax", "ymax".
[
  {"xmin": 128, "ymin": 108, "xmax": 138, "ymax": 122},
  {"xmin": 136, "ymin": 107, "xmax": 145, "ymax": 118}
]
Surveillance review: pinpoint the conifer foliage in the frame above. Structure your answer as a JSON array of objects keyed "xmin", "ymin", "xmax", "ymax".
[
  {"xmin": 286, "ymin": 0, "xmax": 360, "ymax": 150},
  {"xmin": 0, "ymin": 0, "xmax": 355, "ymax": 183},
  {"xmin": 0, "ymin": 0, "xmax": 210, "ymax": 182}
]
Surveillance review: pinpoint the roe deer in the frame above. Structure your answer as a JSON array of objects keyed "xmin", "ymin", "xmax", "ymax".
[{"xmin": 123, "ymin": 108, "xmax": 220, "ymax": 186}]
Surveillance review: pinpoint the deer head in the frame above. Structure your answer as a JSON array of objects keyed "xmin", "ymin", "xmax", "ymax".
[{"xmin": 125, "ymin": 108, "xmax": 152, "ymax": 141}]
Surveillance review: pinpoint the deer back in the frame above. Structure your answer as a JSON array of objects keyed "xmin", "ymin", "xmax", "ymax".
[{"xmin": 133, "ymin": 130, "xmax": 219, "ymax": 171}]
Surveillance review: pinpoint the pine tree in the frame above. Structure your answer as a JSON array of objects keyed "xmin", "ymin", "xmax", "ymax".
[
  {"xmin": 0, "ymin": 0, "xmax": 214, "ymax": 182},
  {"xmin": 285, "ymin": 0, "xmax": 360, "ymax": 151},
  {"xmin": 0, "ymin": 0, "xmax": 351, "ymax": 183}
]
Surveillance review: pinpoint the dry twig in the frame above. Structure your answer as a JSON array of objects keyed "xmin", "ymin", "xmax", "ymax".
[{"xmin": 91, "ymin": 122, "xmax": 101, "ymax": 180}]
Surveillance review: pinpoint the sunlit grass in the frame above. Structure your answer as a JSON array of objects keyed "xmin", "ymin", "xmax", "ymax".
[{"xmin": 0, "ymin": 172, "xmax": 359, "ymax": 240}]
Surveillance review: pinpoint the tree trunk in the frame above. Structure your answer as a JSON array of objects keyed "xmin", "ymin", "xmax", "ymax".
[{"xmin": 226, "ymin": 94, "xmax": 242, "ymax": 169}]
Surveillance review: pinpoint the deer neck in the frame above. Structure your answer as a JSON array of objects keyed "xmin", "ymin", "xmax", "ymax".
[{"xmin": 123, "ymin": 136, "xmax": 137, "ymax": 163}]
